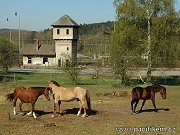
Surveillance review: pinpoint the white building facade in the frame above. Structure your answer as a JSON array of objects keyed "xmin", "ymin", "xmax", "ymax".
[{"xmin": 20, "ymin": 15, "xmax": 79, "ymax": 67}]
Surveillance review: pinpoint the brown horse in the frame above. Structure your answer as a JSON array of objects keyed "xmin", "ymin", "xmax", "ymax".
[
  {"xmin": 131, "ymin": 84, "xmax": 166, "ymax": 114},
  {"xmin": 6, "ymin": 86, "xmax": 50, "ymax": 118},
  {"xmin": 48, "ymin": 80, "xmax": 91, "ymax": 118}
]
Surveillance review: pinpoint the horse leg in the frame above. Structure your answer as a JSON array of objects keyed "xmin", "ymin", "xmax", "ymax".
[
  {"xmin": 139, "ymin": 100, "xmax": 146, "ymax": 113},
  {"xmin": 82, "ymin": 106, "xmax": 87, "ymax": 118},
  {"xmin": 13, "ymin": 97, "xmax": 18, "ymax": 115},
  {"xmin": 131, "ymin": 99, "xmax": 136, "ymax": 113},
  {"xmin": 27, "ymin": 102, "xmax": 36, "ymax": 118},
  {"xmin": 19, "ymin": 102, "xmax": 24, "ymax": 115},
  {"xmin": 133, "ymin": 100, "xmax": 139, "ymax": 114},
  {"xmin": 58, "ymin": 100, "xmax": 61, "ymax": 116},
  {"xmin": 27, "ymin": 104, "xmax": 32, "ymax": 116},
  {"xmin": 52, "ymin": 100, "xmax": 57, "ymax": 117},
  {"xmin": 151, "ymin": 99, "xmax": 157, "ymax": 112},
  {"xmin": 31, "ymin": 102, "xmax": 37, "ymax": 118},
  {"xmin": 77, "ymin": 101, "xmax": 82, "ymax": 116},
  {"xmin": 81, "ymin": 100, "xmax": 87, "ymax": 118}
]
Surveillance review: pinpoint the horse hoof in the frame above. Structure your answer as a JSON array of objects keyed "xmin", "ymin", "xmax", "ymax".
[
  {"xmin": 82, "ymin": 114, "xmax": 87, "ymax": 118},
  {"xmin": 132, "ymin": 112, "xmax": 136, "ymax": 115},
  {"xmin": 52, "ymin": 114, "xmax": 55, "ymax": 118},
  {"xmin": 27, "ymin": 113, "xmax": 31, "ymax": 116},
  {"xmin": 138, "ymin": 110, "xmax": 142, "ymax": 113},
  {"xmin": 77, "ymin": 111, "xmax": 81, "ymax": 116},
  {"xmin": 27, "ymin": 112, "xmax": 32, "ymax": 116},
  {"xmin": 20, "ymin": 112, "xmax": 25, "ymax": 116}
]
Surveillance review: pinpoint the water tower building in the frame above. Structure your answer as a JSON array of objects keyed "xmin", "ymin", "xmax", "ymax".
[
  {"xmin": 20, "ymin": 14, "xmax": 79, "ymax": 67},
  {"xmin": 52, "ymin": 14, "xmax": 79, "ymax": 67}
]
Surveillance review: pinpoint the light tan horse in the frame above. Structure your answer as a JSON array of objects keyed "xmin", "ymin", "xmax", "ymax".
[{"xmin": 48, "ymin": 80, "xmax": 91, "ymax": 117}]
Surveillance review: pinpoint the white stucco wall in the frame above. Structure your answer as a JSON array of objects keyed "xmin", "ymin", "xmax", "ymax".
[
  {"xmin": 22, "ymin": 56, "xmax": 56, "ymax": 66},
  {"xmin": 53, "ymin": 27, "xmax": 73, "ymax": 39}
]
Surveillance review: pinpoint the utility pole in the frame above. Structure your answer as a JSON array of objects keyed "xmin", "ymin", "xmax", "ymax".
[
  {"xmin": 7, "ymin": 18, "xmax": 11, "ymax": 42},
  {"xmin": 15, "ymin": 11, "xmax": 21, "ymax": 52}
]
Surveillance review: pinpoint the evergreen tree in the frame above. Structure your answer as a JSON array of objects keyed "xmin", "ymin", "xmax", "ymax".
[{"xmin": 0, "ymin": 36, "xmax": 17, "ymax": 73}]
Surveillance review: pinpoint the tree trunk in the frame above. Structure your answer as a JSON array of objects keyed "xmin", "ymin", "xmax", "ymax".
[
  {"xmin": 146, "ymin": 8, "xmax": 153, "ymax": 83},
  {"xmin": 121, "ymin": 58, "xmax": 126, "ymax": 86}
]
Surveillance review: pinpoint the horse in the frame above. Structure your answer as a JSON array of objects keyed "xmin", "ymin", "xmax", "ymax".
[
  {"xmin": 48, "ymin": 80, "xmax": 91, "ymax": 118},
  {"xmin": 6, "ymin": 86, "xmax": 51, "ymax": 118},
  {"xmin": 131, "ymin": 84, "xmax": 166, "ymax": 114}
]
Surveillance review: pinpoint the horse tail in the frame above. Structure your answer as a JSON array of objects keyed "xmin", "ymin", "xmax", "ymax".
[
  {"xmin": 132, "ymin": 87, "xmax": 138, "ymax": 100},
  {"xmin": 86, "ymin": 91, "xmax": 91, "ymax": 113},
  {"xmin": 6, "ymin": 93, "xmax": 14, "ymax": 102}
]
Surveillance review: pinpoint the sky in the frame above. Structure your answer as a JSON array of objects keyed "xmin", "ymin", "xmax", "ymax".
[{"xmin": 0, "ymin": 0, "xmax": 180, "ymax": 31}]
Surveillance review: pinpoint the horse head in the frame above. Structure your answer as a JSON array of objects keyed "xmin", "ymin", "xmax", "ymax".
[
  {"xmin": 48, "ymin": 80, "xmax": 61, "ymax": 88},
  {"xmin": 160, "ymin": 87, "xmax": 166, "ymax": 99},
  {"xmin": 44, "ymin": 87, "xmax": 51, "ymax": 101}
]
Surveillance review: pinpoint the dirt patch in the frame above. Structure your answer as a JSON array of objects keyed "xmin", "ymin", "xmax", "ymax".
[
  {"xmin": 96, "ymin": 91, "xmax": 131, "ymax": 98},
  {"xmin": 0, "ymin": 86, "xmax": 179, "ymax": 135}
]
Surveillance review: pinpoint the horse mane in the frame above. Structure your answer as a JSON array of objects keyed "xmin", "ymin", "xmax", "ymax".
[
  {"xmin": 50, "ymin": 80, "xmax": 61, "ymax": 87},
  {"xmin": 152, "ymin": 83, "xmax": 161, "ymax": 86}
]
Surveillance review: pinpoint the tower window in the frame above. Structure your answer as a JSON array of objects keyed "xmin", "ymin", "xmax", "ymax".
[
  {"xmin": 67, "ymin": 47, "xmax": 69, "ymax": 50},
  {"xmin": 57, "ymin": 29, "xmax": 60, "ymax": 34},
  {"xmin": 28, "ymin": 57, "xmax": 32, "ymax": 64},
  {"xmin": 43, "ymin": 57, "xmax": 48, "ymax": 64},
  {"xmin": 66, "ymin": 29, "xmax": 69, "ymax": 35}
]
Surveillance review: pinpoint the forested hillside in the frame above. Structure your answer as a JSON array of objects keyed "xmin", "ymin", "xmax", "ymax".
[
  {"xmin": 0, "ymin": 21, "xmax": 114, "ymax": 59},
  {"xmin": 0, "ymin": 21, "xmax": 114, "ymax": 43},
  {"xmin": 1, "ymin": 20, "xmax": 179, "ymax": 67}
]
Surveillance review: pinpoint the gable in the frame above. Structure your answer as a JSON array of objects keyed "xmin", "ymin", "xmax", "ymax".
[{"xmin": 52, "ymin": 14, "xmax": 79, "ymax": 27}]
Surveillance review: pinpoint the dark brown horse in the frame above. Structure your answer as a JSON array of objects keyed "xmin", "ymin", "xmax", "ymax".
[
  {"xmin": 6, "ymin": 86, "xmax": 50, "ymax": 118},
  {"xmin": 131, "ymin": 85, "xmax": 166, "ymax": 114}
]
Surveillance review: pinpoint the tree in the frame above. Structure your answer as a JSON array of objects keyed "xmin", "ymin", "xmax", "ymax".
[
  {"xmin": 112, "ymin": 0, "xmax": 179, "ymax": 84},
  {"xmin": 0, "ymin": 36, "xmax": 17, "ymax": 73},
  {"xmin": 136, "ymin": 0, "xmax": 178, "ymax": 82},
  {"xmin": 110, "ymin": 0, "xmax": 145, "ymax": 86},
  {"xmin": 64, "ymin": 55, "xmax": 81, "ymax": 85}
]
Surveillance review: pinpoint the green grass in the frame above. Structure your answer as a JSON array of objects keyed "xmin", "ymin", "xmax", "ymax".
[{"xmin": 0, "ymin": 72, "xmax": 121, "ymax": 88}]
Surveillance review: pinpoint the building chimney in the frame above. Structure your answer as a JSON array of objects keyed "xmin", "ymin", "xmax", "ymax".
[{"xmin": 36, "ymin": 40, "xmax": 41, "ymax": 51}]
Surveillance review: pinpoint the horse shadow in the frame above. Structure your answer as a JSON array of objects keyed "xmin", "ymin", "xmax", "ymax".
[
  {"xmin": 18, "ymin": 110, "xmax": 52, "ymax": 117},
  {"xmin": 31, "ymin": 108, "xmax": 97, "ymax": 117},
  {"xmin": 135, "ymin": 108, "xmax": 170, "ymax": 114},
  {"xmin": 35, "ymin": 110, "xmax": 52, "ymax": 117},
  {"xmin": 60, "ymin": 108, "xmax": 97, "ymax": 116}
]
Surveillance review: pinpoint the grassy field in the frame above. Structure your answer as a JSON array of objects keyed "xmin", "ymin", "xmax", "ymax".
[{"xmin": 0, "ymin": 72, "xmax": 179, "ymax": 135}]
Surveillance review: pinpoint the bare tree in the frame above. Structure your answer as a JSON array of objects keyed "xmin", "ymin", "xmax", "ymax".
[{"xmin": 64, "ymin": 54, "xmax": 81, "ymax": 85}]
